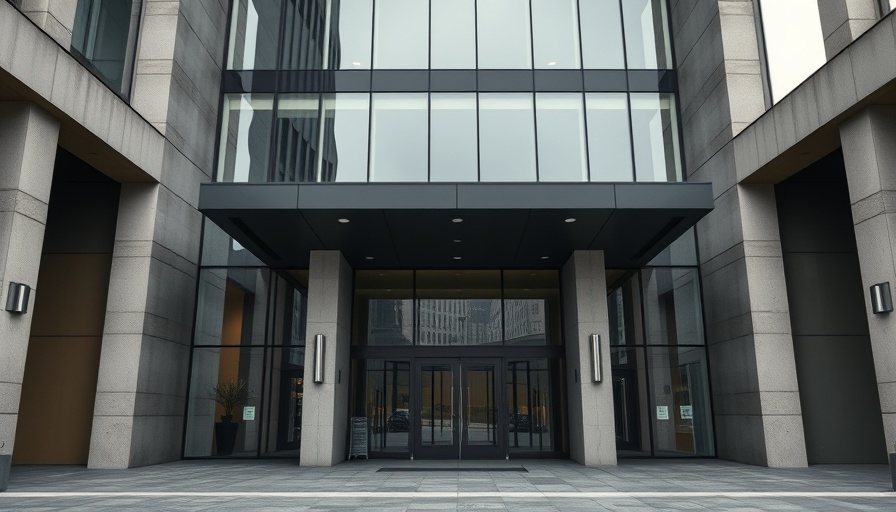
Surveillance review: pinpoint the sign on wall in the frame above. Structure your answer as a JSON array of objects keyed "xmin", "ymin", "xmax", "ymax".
[
  {"xmin": 656, "ymin": 405, "xmax": 669, "ymax": 420},
  {"xmin": 243, "ymin": 406, "xmax": 255, "ymax": 421}
]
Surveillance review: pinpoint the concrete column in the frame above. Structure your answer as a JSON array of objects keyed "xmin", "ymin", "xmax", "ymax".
[
  {"xmin": 816, "ymin": 0, "xmax": 878, "ymax": 60},
  {"xmin": 0, "ymin": 102, "xmax": 59, "ymax": 457},
  {"xmin": 89, "ymin": 182, "xmax": 200, "ymax": 468},
  {"xmin": 561, "ymin": 250, "xmax": 616, "ymax": 466},
  {"xmin": 840, "ymin": 105, "xmax": 896, "ymax": 452},
  {"xmin": 17, "ymin": 0, "xmax": 78, "ymax": 48},
  {"xmin": 300, "ymin": 251, "xmax": 353, "ymax": 466}
]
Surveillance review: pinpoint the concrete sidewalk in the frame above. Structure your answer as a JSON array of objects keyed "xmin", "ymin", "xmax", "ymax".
[{"xmin": 1, "ymin": 458, "xmax": 894, "ymax": 510}]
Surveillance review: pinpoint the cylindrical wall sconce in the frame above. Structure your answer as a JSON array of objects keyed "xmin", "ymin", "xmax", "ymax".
[
  {"xmin": 5, "ymin": 282, "xmax": 31, "ymax": 314},
  {"xmin": 870, "ymin": 282, "xmax": 893, "ymax": 314},
  {"xmin": 313, "ymin": 334, "xmax": 325, "ymax": 383},
  {"xmin": 590, "ymin": 334, "xmax": 602, "ymax": 383}
]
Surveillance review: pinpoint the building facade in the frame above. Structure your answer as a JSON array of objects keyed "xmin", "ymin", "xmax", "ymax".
[{"xmin": 0, "ymin": 0, "xmax": 893, "ymax": 473}]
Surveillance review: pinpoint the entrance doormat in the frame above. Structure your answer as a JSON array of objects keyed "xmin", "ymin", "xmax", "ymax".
[{"xmin": 377, "ymin": 467, "xmax": 527, "ymax": 472}]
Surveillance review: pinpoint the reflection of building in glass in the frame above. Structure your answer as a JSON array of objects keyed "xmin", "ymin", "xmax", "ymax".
[
  {"xmin": 503, "ymin": 300, "xmax": 546, "ymax": 345},
  {"xmin": 417, "ymin": 300, "xmax": 501, "ymax": 345},
  {"xmin": 367, "ymin": 299, "xmax": 413, "ymax": 345}
]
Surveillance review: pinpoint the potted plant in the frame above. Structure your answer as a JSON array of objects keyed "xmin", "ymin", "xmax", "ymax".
[{"xmin": 211, "ymin": 378, "xmax": 254, "ymax": 456}]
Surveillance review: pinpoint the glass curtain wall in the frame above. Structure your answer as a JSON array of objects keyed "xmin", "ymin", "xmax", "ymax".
[
  {"xmin": 184, "ymin": 222, "xmax": 309, "ymax": 458},
  {"xmin": 608, "ymin": 230, "xmax": 714, "ymax": 457}
]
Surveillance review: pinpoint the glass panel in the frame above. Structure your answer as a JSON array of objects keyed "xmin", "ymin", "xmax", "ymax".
[
  {"xmin": 641, "ymin": 268, "xmax": 704, "ymax": 346},
  {"xmin": 330, "ymin": 0, "xmax": 374, "ymax": 69},
  {"xmin": 194, "ymin": 268, "xmax": 271, "ymax": 346},
  {"xmin": 536, "ymin": 94, "xmax": 588, "ymax": 182},
  {"xmin": 184, "ymin": 347, "xmax": 265, "ymax": 457},
  {"xmin": 465, "ymin": 364, "xmax": 498, "ymax": 447},
  {"xmin": 373, "ymin": 0, "xmax": 429, "ymax": 69},
  {"xmin": 274, "ymin": 94, "xmax": 321, "ymax": 182},
  {"xmin": 200, "ymin": 221, "xmax": 265, "ymax": 267},
  {"xmin": 354, "ymin": 271, "xmax": 414, "ymax": 345},
  {"xmin": 226, "ymin": 0, "xmax": 282, "ymax": 70},
  {"xmin": 758, "ymin": 0, "xmax": 825, "ymax": 102},
  {"xmin": 431, "ymin": 0, "xmax": 476, "ymax": 69},
  {"xmin": 622, "ymin": 0, "xmax": 673, "ymax": 69},
  {"xmin": 321, "ymin": 93, "xmax": 370, "ymax": 182},
  {"xmin": 610, "ymin": 347, "xmax": 650, "ymax": 455},
  {"xmin": 586, "ymin": 93, "xmax": 633, "ymax": 182},
  {"xmin": 647, "ymin": 228, "xmax": 698, "ymax": 267},
  {"xmin": 281, "ymin": 0, "xmax": 327, "ymax": 69},
  {"xmin": 630, "ymin": 93, "xmax": 681, "ymax": 182},
  {"xmin": 503, "ymin": 270, "xmax": 561, "ymax": 345},
  {"xmin": 261, "ymin": 347, "xmax": 305, "ymax": 456},
  {"xmin": 531, "ymin": 0, "xmax": 581, "ymax": 69},
  {"xmin": 271, "ymin": 272, "xmax": 308, "ymax": 346},
  {"xmin": 506, "ymin": 359, "xmax": 554, "ymax": 453},
  {"xmin": 367, "ymin": 360, "xmax": 411, "ymax": 453},
  {"xmin": 430, "ymin": 94, "xmax": 478, "ymax": 182},
  {"xmin": 579, "ymin": 0, "xmax": 625, "ymax": 69},
  {"xmin": 608, "ymin": 272, "xmax": 645, "ymax": 347},
  {"xmin": 370, "ymin": 94, "xmax": 428, "ymax": 182},
  {"xmin": 416, "ymin": 271, "xmax": 503, "ymax": 346},
  {"xmin": 420, "ymin": 364, "xmax": 455, "ymax": 447},
  {"xmin": 71, "ymin": 0, "xmax": 141, "ymax": 95},
  {"xmin": 217, "ymin": 94, "xmax": 275, "ymax": 183},
  {"xmin": 479, "ymin": 94, "xmax": 536, "ymax": 182},
  {"xmin": 647, "ymin": 347, "xmax": 714, "ymax": 456},
  {"xmin": 477, "ymin": 0, "xmax": 532, "ymax": 69}
]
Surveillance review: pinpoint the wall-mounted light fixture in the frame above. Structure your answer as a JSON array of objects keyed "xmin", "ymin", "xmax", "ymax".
[
  {"xmin": 313, "ymin": 334, "xmax": 325, "ymax": 383},
  {"xmin": 590, "ymin": 334, "xmax": 602, "ymax": 383},
  {"xmin": 870, "ymin": 282, "xmax": 893, "ymax": 314},
  {"xmin": 5, "ymin": 282, "xmax": 31, "ymax": 314}
]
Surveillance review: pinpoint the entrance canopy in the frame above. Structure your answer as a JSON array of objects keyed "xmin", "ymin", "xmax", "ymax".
[{"xmin": 198, "ymin": 182, "xmax": 713, "ymax": 269}]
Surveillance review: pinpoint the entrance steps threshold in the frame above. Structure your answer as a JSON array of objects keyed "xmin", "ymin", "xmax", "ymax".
[{"xmin": 376, "ymin": 461, "xmax": 527, "ymax": 472}]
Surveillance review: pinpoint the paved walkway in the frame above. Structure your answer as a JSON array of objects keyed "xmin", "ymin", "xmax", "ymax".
[{"xmin": 1, "ymin": 458, "xmax": 894, "ymax": 510}]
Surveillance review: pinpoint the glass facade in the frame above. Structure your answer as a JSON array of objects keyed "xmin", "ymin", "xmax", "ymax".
[
  {"xmin": 215, "ymin": 0, "xmax": 682, "ymax": 184},
  {"xmin": 607, "ymin": 231, "xmax": 714, "ymax": 457},
  {"xmin": 71, "ymin": 0, "xmax": 142, "ymax": 97},
  {"xmin": 185, "ymin": 221, "xmax": 310, "ymax": 458}
]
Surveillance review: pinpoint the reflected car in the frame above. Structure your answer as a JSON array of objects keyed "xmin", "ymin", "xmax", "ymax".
[{"xmin": 387, "ymin": 409, "xmax": 410, "ymax": 432}]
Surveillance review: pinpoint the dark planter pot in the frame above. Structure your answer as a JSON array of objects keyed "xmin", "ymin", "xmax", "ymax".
[
  {"xmin": 890, "ymin": 453, "xmax": 896, "ymax": 492},
  {"xmin": 0, "ymin": 454, "xmax": 10, "ymax": 492},
  {"xmin": 215, "ymin": 418, "xmax": 239, "ymax": 456}
]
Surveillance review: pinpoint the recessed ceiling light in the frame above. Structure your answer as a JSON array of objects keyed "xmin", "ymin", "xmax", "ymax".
[
  {"xmin": 365, "ymin": 256, "xmax": 374, "ymax": 260},
  {"xmin": 452, "ymin": 218, "xmax": 463, "ymax": 223},
  {"xmin": 565, "ymin": 218, "xmax": 576, "ymax": 223},
  {"xmin": 453, "ymin": 239, "xmax": 461, "ymax": 243},
  {"xmin": 338, "ymin": 218, "xmax": 350, "ymax": 223},
  {"xmin": 352, "ymin": 61, "xmax": 361, "ymax": 66},
  {"xmin": 453, "ymin": 256, "xmax": 462, "ymax": 260},
  {"xmin": 547, "ymin": 61, "xmax": 557, "ymax": 66},
  {"xmin": 540, "ymin": 256, "xmax": 550, "ymax": 260}
]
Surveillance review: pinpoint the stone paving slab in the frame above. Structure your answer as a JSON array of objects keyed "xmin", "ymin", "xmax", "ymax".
[{"xmin": 0, "ymin": 458, "xmax": 894, "ymax": 510}]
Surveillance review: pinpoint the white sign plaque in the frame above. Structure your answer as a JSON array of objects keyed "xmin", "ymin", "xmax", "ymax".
[
  {"xmin": 680, "ymin": 405, "xmax": 693, "ymax": 420},
  {"xmin": 656, "ymin": 406, "xmax": 669, "ymax": 420},
  {"xmin": 243, "ymin": 406, "xmax": 256, "ymax": 421}
]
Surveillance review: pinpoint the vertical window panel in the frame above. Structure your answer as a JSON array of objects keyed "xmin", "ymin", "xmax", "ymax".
[
  {"xmin": 281, "ymin": 0, "xmax": 327, "ymax": 70},
  {"xmin": 579, "ymin": 0, "xmax": 625, "ymax": 69},
  {"xmin": 477, "ymin": 0, "xmax": 533, "ymax": 69},
  {"xmin": 479, "ymin": 94, "xmax": 537, "ymax": 182},
  {"xmin": 274, "ymin": 94, "xmax": 321, "ymax": 182},
  {"xmin": 373, "ymin": 0, "xmax": 429, "ymax": 69},
  {"xmin": 226, "ymin": 0, "xmax": 282, "ymax": 70},
  {"xmin": 430, "ymin": 94, "xmax": 478, "ymax": 182},
  {"xmin": 757, "ymin": 0, "xmax": 826, "ymax": 102},
  {"xmin": 622, "ymin": 0, "xmax": 673, "ymax": 69},
  {"xmin": 217, "ymin": 94, "xmax": 275, "ymax": 183},
  {"xmin": 535, "ymin": 94, "xmax": 587, "ymax": 182},
  {"xmin": 321, "ymin": 93, "xmax": 371, "ymax": 182},
  {"xmin": 370, "ymin": 94, "xmax": 428, "ymax": 182},
  {"xmin": 71, "ymin": 0, "xmax": 142, "ymax": 95},
  {"xmin": 431, "ymin": 0, "xmax": 476, "ymax": 69},
  {"xmin": 586, "ymin": 93, "xmax": 633, "ymax": 182},
  {"xmin": 641, "ymin": 268, "xmax": 704, "ymax": 346},
  {"xmin": 531, "ymin": 0, "xmax": 581, "ymax": 69},
  {"xmin": 647, "ymin": 347, "xmax": 714, "ymax": 456},
  {"xmin": 630, "ymin": 93, "xmax": 681, "ymax": 182},
  {"xmin": 330, "ymin": 0, "xmax": 374, "ymax": 69}
]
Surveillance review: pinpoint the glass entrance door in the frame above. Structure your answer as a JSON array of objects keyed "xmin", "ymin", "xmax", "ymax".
[{"xmin": 414, "ymin": 359, "xmax": 504, "ymax": 459}]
